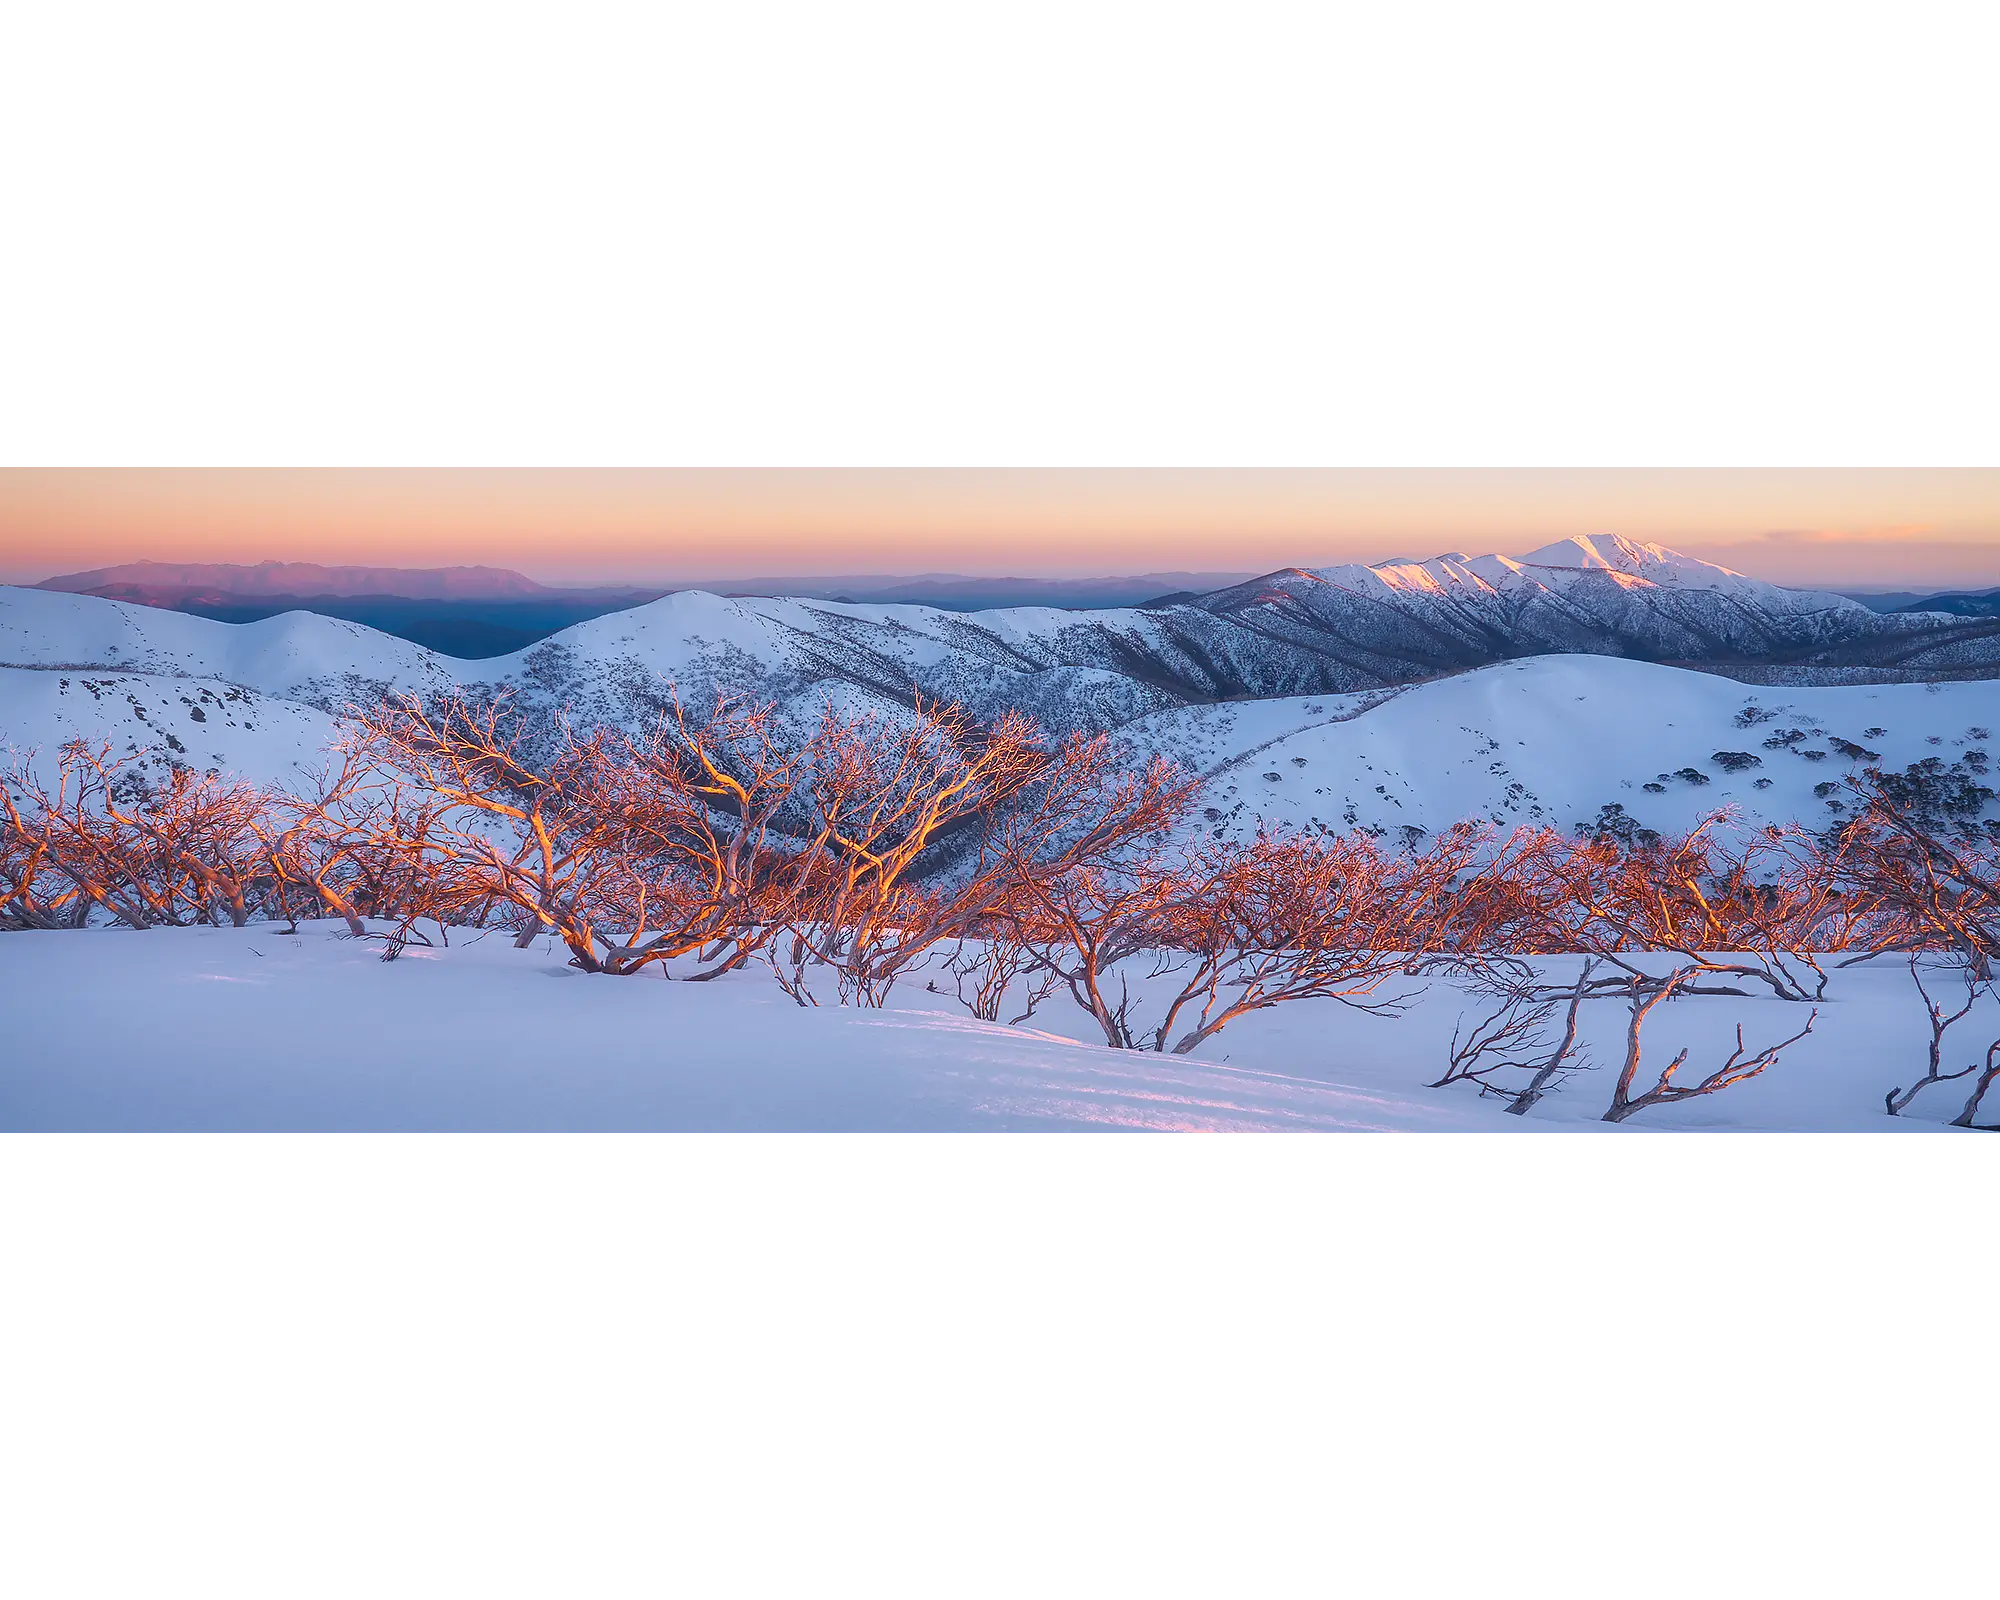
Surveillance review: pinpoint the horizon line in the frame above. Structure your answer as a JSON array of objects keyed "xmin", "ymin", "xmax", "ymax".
[{"xmin": 14, "ymin": 547, "xmax": 2000, "ymax": 599}]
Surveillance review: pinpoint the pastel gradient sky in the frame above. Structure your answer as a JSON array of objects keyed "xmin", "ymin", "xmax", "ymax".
[{"xmin": 4, "ymin": 469, "xmax": 1998, "ymax": 589}]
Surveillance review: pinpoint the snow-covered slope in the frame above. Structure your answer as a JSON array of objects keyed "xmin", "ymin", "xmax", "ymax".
[
  {"xmin": 1187, "ymin": 534, "xmax": 1921, "ymax": 688},
  {"xmin": 1130, "ymin": 657, "xmax": 2000, "ymax": 844},
  {"xmin": 0, "ymin": 667, "xmax": 341, "ymax": 790},
  {"xmin": 1282, "ymin": 535, "xmax": 1855, "ymax": 617},
  {"xmin": 0, "ymin": 584, "xmax": 457, "ymax": 705},
  {"xmin": 0, "ymin": 922, "xmax": 1971, "ymax": 1131},
  {"xmin": 1520, "ymin": 534, "xmax": 1848, "ymax": 604}
]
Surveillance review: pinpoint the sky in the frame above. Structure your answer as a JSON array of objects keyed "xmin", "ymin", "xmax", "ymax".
[{"xmin": 3, "ymin": 468, "xmax": 1999, "ymax": 591}]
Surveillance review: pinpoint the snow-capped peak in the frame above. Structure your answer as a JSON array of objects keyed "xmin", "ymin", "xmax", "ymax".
[
  {"xmin": 1295, "ymin": 537, "xmax": 1765, "ymax": 600},
  {"xmin": 1519, "ymin": 534, "xmax": 1741, "ymax": 581},
  {"xmin": 1490, "ymin": 534, "xmax": 1863, "ymax": 613}
]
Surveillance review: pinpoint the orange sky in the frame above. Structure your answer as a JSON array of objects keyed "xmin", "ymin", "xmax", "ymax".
[{"xmin": 4, "ymin": 469, "xmax": 1999, "ymax": 589}]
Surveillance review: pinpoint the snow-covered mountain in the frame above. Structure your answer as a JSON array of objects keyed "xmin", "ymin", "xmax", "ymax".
[
  {"xmin": 10, "ymin": 536, "xmax": 2000, "ymax": 724},
  {"xmin": 0, "ymin": 668, "xmax": 343, "ymax": 792},
  {"xmin": 1128, "ymin": 656, "xmax": 2000, "ymax": 845},
  {"xmin": 477, "ymin": 536, "xmax": 2000, "ymax": 724},
  {"xmin": 0, "ymin": 584, "xmax": 458, "ymax": 701},
  {"xmin": 8, "ymin": 537, "xmax": 2000, "ymax": 832},
  {"xmin": 1185, "ymin": 535, "xmax": 1931, "ymax": 680}
]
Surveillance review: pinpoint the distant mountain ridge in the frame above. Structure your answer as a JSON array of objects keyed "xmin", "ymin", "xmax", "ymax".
[
  {"xmin": 29, "ymin": 563, "xmax": 1270, "ymax": 654},
  {"xmin": 1891, "ymin": 588, "xmax": 2000, "ymax": 620},
  {"xmin": 701, "ymin": 573, "xmax": 1260, "ymax": 610},
  {"xmin": 14, "ymin": 536, "xmax": 2000, "ymax": 742},
  {"xmin": 1841, "ymin": 587, "xmax": 2000, "ymax": 616},
  {"xmin": 33, "ymin": 561, "xmax": 1260, "ymax": 609},
  {"xmin": 55, "ymin": 585, "xmax": 662, "ymax": 660},
  {"xmin": 35, "ymin": 560, "xmax": 598, "ymax": 600}
]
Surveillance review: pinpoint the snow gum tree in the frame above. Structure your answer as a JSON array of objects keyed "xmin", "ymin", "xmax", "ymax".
[{"xmin": 767, "ymin": 698, "xmax": 1192, "ymax": 1007}]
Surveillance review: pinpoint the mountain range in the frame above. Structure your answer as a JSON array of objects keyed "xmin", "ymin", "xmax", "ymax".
[
  {"xmin": 35, "ymin": 560, "xmax": 606, "ymax": 600},
  {"xmin": 16, "ymin": 535, "xmax": 2000, "ymax": 727},
  {"xmin": 10, "ymin": 535, "xmax": 2000, "ymax": 844},
  {"xmin": 32, "ymin": 561, "xmax": 664, "ymax": 658},
  {"xmin": 1844, "ymin": 587, "xmax": 2000, "ymax": 619},
  {"xmin": 36, "ymin": 552, "xmax": 2000, "ymax": 669},
  {"xmin": 31, "ymin": 561, "xmax": 1266, "ymax": 651}
]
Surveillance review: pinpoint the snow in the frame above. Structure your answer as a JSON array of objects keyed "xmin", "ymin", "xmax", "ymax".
[
  {"xmin": 1129, "ymin": 656, "xmax": 2000, "ymax": 842},
  {"xmin": 0, "ymin": 922, "xmax": 1978, "ymax": 1131},
  {"xmin": 1269, "ymin": 534, "xmax": 1869, "ymax": 624},
  {"xmin": 1515, "ymin": 534, "xmax": 1871, "ymax": 617},
  {"xmin": 0, "ymin": 586, "xmax": 461, "ymax": 712},
  {"xmin": 1522, "ymin": 534, "xmax": 1706, "ymax": 575},
  {"xmin": 566, "ymin": 588, "xmax": 794, "ymax": 663},
  {"xmin": 0, "ymin": 666, "xmax": 344, "ymax": 789}
]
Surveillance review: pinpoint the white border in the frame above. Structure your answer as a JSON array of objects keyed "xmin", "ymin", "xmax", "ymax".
[
  {"xmin": 4, "ymin": 3, "xmax": 1996, "ymax": 466},
  {"xmin": 3, "ymin": 1135, "xmax": 1990, "ymax": 1597}
]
